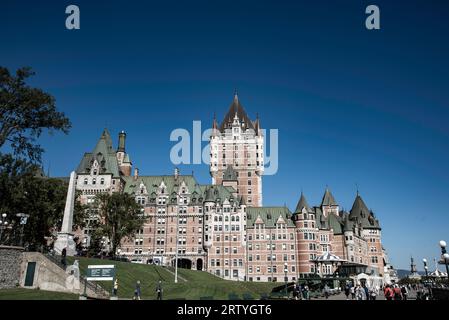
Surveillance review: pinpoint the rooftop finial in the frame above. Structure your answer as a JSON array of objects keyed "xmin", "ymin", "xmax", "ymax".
[{"xmin": 234, "ymin": 88, "xmax": 238, "ymax": 101}]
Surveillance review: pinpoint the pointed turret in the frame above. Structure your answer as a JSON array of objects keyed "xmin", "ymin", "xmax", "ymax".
[
  {"xmin": 211, "ymin": 113, "xmax": 219, "ymax": 137},
  {"xmin": 321, "ymin": 187, "xmax": 338, "ymax": 207},
  {"xmin": 349, "ymin": 194, "xmax": 370, "ymax": 219},
  {"xmin": 349, "ymin": 193, "xmax": 381, "ymax": 229},
  {"xmin": 294, "ymin": 192, "xmax": 312, "ymax": 214},
  {"xmin": 219, "ymin": 92, "xmax": 255, "ymax": 132},
  {"xmin": 94, "ymin": 128, "xmax": 114, "ymax": 154},
  {"xmin": 343, "ymin": 214, "xmax": 353, "ymax": 232}
]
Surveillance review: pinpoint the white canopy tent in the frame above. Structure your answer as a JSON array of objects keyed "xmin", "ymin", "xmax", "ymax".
[{"xmin": 353, "ymin": 272, "xmax": 384, "ymax": 289}]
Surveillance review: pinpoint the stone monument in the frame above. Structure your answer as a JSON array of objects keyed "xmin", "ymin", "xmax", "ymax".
[{"xmin": 54, "ymin": 171, "xmax": 77, "ymax": 256}]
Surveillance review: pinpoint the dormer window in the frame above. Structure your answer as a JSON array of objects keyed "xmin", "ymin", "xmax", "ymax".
[{"xmin": 93, "ymin": 169, "xmax": 97, "ymax": 175}]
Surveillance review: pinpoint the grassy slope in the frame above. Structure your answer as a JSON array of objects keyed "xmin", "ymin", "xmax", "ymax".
[
  {"xmin": 69, "ymin": 257, "xmax": 278, "ymax": 300},
  {"xmin": 0, "ymin": 288, "xmax": 78, "ymax": 300}
]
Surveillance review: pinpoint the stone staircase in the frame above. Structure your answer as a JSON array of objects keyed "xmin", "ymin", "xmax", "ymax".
[
  {"xmin": 44, "ymin": 253, "xmax": 110, "ymax": 299},
  {"xmin": 21, "ymin": 252, "xmax": 110, "ymax": 299}
]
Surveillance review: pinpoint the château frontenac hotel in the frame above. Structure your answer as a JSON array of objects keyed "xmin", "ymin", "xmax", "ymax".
[{"xmin": 72, "ymin": 93, "xmax": 391, "ymax": 283}]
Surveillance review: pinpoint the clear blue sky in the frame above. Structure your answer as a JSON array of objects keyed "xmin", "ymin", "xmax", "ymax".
[{"xmin": 1, "ymin": 0, "xmax": 448, "ymax": 270}]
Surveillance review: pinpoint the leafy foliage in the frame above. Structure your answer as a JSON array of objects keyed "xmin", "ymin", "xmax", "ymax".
[
  {"xmin": 0, "ymin": 66, "xmax": 71, "ymax": 162},
  {"xmin": 94, "ymin": 192, "xmax": 145, "ymax": 256},
  {"xmin": 0, "ymin": 153, "xmax": 86, "ymax": 250}
]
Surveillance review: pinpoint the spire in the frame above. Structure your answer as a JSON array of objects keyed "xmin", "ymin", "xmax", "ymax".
[
  {"xmin": 321, "ymin": 187, "xmax": 338, "ymax": 207},
  {"xmin": 254, "ymin": 113, "xmax": 261, "ymax": 136},
  {"xmin": 94, "ymin": 128, "xmax": 114, "ymax": 155},
  {"xmin": 219, "ymin": 92, "xmax": 255, "ymax": 132},
  {"xmin": 211, "ymin": 112, "xmax": 219, "ymax": 137},
  {"xmin": 349, "ymin": 193, "xmax": 369, "ymax": 217},
  {"xmin": 294, "ymin": 192, "xmax": 312, "ymax": 213}
]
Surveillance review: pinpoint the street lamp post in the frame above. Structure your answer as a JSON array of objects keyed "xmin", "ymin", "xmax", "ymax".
[
  {"xmin": 16, "ymin": 213, "xmax": 29, "ymax": 247},
  {"xmin": 439, "ymin": 240, "xmax": 449, "ymax": 286},
  {"xmin": 284, "ymin": 262, "xmax": 289, "ymax": 299},
  {"xmin": 174, "ymin": 211, "xmax": 179, "ymax": 284},
  {"xmin": 0, "ymin": 213, "xmax": 9, "ymax": 244},
  {"xmin": 423, "ymin": 258, "xmax": 431, "ymax": 297},
  {"xmin": 423, "ymin": 259, "xmax": 429, "ymax": 278}
]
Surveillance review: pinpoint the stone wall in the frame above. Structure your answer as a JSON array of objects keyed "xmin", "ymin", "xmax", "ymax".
[
  {"xmin": 20, "ymin": 252, "xmax": 109, "ymax": 299},
  {"xmin": 0, "ymin": 245, "xmax": 24, "ymax": 289}
]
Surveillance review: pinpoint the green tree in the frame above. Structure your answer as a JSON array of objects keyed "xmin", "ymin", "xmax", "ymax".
[
  {"xmin": 0, "ymin": 154, "xmax": 87, "ymax": 250},
  {"xmin": 94, "ymin": 192, "xmax": 145, "ymax": 256},
  {"xmin": 0, "ymin": 66, "xmax": 71, "ymax": 162}
]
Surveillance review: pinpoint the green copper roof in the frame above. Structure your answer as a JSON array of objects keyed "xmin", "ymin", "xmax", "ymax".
[
  {"xmin": 76, "ymin": 129, "xmax": 121, "ymax": 178},
  {"xmin": 314, "ymin": 207, "xmax": 329, "ymax": 229},
  {"xmin": 123, "ymin": 175, "xmax": 198, "ymax": 195},
  {"xmin": 321, "ymin": 188, "xmax": 338, "ymax": 206},
  {"xmin": 349, "ymin": 194, "xmax": 381, "ymax": 229},
  {"xmin": 223, "ymin": 165, "xmax": 238, "ymax": 181},
  {"xmin": 246, "ymin": 207, "xmax": 294, "ymax": 228},
  {"xmin": 328, "ymin": 213, "xmax": 343, "ymax": 234},
  {"xmin": 294, "ymin": 192, "xmax": 312, "ymax": 214}
]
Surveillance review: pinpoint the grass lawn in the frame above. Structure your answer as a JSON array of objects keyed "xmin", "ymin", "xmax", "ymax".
[
  {"xmin": 68, "ymin": 257, "xmax": 278, "ymax": 300},
  {"xmin": 0, "ymin": 288, "xmax": 78, "ymax": 300}
]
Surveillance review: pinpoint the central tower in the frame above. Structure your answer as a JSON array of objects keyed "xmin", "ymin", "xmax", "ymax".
[{"xmin": 210, "ymin": 93, "xmax": 264, "ymax": 207}]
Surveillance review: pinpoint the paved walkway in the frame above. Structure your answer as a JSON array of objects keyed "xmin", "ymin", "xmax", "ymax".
[{"xmin": 162, "ymin": 266, "xmax": 188, "ymax": 282}]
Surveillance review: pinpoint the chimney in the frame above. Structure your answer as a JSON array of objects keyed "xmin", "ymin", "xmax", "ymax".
[
  {"xmin": 118, "ymin": 130, "xmax": 126, "ymax": 152},
  {"xmin": 174, "ymin": 167, "xmax": 179, "ymax": 180},
  {"xmin": 134, "ymin": 167, "xmax": 139, "ymax": 180}
]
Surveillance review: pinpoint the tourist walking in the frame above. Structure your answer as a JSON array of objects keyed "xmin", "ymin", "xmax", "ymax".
[
  {"xmin": 393, "ymin": 284, "xmax": 402, "ymax": 300},
  {"xmin": 344, "ymin": 284, "xmax": 350, "ymax": 300},
  {"xmin": 323, "ymin": 284, "xmax": 330, "ymax": 299},
  {"xmin": 355, "ymin": 285, "xmax": 367, "ymax": 300},
  {"xmin": 401, "ymin": 285, "xmax": 408, "ymax": 300},
  {"xmin": 302, "ymin": 285, "xmax": 310, "ymax": 300},
  {"xmin": 113, "ymin": 278, "xmax": 118, "ymax": 297},
  {"xmin": 369, "ymin": 286, "xmax": 378, "ymax": 300},
  {"xmin": 156, "ymin": 280, "xmax": 163, "ymax": 300},
  {"xmin": 134, "ymin": 280, "xmax": 141, "ymax": 300},
  {"xmin": 293, "ymin": 285, "xmax": 299, "ymax": 300},
  {"xmin": 350, "ymin": 285, "xmax": 355, "ymax": 300},
  {"xmin": 384, "ymin": 285, "xmax": 393, "ymax": 300}
]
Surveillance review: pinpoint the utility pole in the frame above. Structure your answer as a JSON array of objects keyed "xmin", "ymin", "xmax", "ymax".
[{"xmin": 175, "ymin": 209, "xmax": 179, "ymax": 284}]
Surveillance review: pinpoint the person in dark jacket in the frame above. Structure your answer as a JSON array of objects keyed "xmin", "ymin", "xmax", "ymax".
[
  {"xmin": 61, "ymin": 248, "xmax": 67, "ymax": 270},
  {"xmin": 156, "ymin": 280, "xmax": 163, "ymax": 300}
]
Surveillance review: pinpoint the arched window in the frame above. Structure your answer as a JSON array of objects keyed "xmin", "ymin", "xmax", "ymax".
[
  {"xmin": 84, "ymin": 178, "xmax": 88, "ymax": 185},
  {"xmin": 93, "ymin": 169, "xmax": 97, "ymax": 175},
  {"xmin": 100, "ymin": 178, "xmax": 105, "ymax": 185},
  {"xmin": 92, "ymin": 178, "xmax": 96, "ymax": 185}
]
